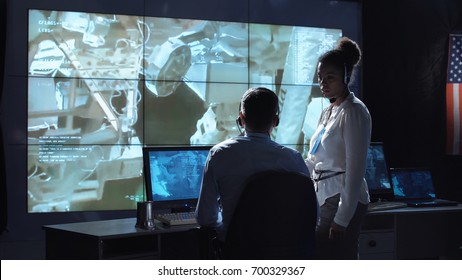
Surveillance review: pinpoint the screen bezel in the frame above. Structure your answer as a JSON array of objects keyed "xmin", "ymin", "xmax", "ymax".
[{"xmin": 142, "ymin": 145, "xmax": 212, "ymax": 211}]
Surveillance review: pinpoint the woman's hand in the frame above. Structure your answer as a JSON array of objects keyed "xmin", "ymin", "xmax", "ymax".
[{"xmin": 328, "ymin": 221, "xmax": 346, "ymax": 239}]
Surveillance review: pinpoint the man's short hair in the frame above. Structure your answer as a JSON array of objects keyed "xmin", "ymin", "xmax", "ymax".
[{"xmin": 240, "ymin": 87, "xmax": 279, "ymax": 132}]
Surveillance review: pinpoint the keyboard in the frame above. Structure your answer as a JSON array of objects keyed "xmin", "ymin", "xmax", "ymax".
[
  {"xmin": 155, "ymin": 212, "xmax": 197, "ymax": 226},
  {"xmin": 368, "ymin": 201, "xmax": 408, "ymax": 212}
]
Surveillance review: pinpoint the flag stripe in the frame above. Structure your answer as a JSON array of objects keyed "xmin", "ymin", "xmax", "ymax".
[
  {"xmin": 446, "ymin": 85, "xmax": 454, "ymax": 154},
  {"xmin": 456, "ymin": 84, "xmax": 462, "ymax": 154},
  {"xmin": 452, "ymin": 84, "xmax": 460, "ymax": 155},
  {"xmin": 447, "ymin": 83, "xmax": 462, "ymax": 155}
]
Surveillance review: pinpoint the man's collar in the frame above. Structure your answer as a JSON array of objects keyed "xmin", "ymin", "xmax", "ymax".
[{"xmin": 245, "ymin": 132, "xmax": 271, "ymax": 139}]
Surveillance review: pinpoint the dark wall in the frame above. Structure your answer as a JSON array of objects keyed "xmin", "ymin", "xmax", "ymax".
[
  {"xmin": 1, "ymin": 0, "xmax": 7, "ymax": 234},
  {"xmin": 362, "ymin": 0, "xmax": 462, "ymax": 200}
]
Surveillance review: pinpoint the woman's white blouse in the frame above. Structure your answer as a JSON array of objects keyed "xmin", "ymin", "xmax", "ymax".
[{"xmin": 306, "ymin": 92, "xmax": 372, "ymax": 227}]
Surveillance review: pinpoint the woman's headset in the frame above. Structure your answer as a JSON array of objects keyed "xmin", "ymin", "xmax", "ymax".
[{"xmin": 343, "ymin": 63, "xmax": 349, "ymax": 85}]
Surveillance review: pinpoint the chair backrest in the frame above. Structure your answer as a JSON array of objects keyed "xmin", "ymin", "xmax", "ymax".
[{"xmin": 224, "ymin": 170, "xmax": 318, "ymax": 260}]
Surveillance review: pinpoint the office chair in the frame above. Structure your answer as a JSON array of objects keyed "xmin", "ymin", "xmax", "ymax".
[{"xmin": 223, "ymin": 170, "xmax": 318, "ymax": 260}]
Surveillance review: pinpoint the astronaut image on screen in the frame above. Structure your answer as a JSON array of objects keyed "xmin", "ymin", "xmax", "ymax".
[
  {"xmin": 188, "ymin": 24, "xmax": 342, "ymax": 150},
  {"xmin": 26, "ymin": 9, "xmax": 342, "ymax": 212},
  {"xmin": 27, "ymin": 10, "xmax": 150, "ymax": 212}
]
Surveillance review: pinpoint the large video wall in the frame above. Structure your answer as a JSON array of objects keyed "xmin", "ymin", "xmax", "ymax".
[
  {"xmin": 25, "ymin": 9, "xmax": 342, "ymax": 212},
  {"xmin": 2, "ymin": 0, "xmax": 361, "ymax": 217}
]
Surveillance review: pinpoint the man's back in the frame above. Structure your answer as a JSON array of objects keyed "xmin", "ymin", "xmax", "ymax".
[{"xmin": 196, "ymin": 132, "xmax": 309, "ymax": 241}]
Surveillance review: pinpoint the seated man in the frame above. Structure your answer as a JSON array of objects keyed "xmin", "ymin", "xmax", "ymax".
[{"xmin": 195, "ymin": 87, "xmax": 312, "ymax": 242}]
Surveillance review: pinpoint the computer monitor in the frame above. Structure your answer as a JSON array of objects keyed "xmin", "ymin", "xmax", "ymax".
[
  {"xmin": 142, "ymin": 145, "xmax": 211, "ymax": 212},
  {"xmin": 389, "ymin": 168, "xmax": 436, "ymax": 200},
  {"xmin": 365, "ymin": 142, "xmax": 395, "ymax": 202}
]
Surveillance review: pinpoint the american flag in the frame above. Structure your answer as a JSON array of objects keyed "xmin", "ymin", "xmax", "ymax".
[{"xmin": 446, "ymin": 34, "xmax": 462, "ymax": 155}]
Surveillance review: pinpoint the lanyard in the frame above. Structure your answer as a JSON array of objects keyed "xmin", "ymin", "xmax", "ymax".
[
  {"xmin": 309, "ymin": 126, "xmax": 325, "ymax": 155},
  {"xmin": 310, "ymin": 104, "xmax": 335, "ymax": 155}
]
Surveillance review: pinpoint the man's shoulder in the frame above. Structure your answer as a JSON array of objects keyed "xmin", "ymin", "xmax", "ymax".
[
  {"xmin": 210, "ymin": 136, "xmax": 303, "ymax": 157},
  {"xmin": 212, "ymin": 137, "xmax": 240, "ymax": 149},
  {"xmin": 209, "ymin": 137, "xmax": 242, "ymax": 155},
  {"xmin": 276, "ymin": 142, "xmax": 303, "ymax": 155}
]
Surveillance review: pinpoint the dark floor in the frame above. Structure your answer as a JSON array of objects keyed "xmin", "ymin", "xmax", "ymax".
[{"xmin": 0, "ymin": 239, "xmax": 45, "ymax": 260}]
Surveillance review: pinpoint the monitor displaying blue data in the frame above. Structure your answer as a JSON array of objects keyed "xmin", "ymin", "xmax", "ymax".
[{"xmin": 143, "ymin": 146, "xmax": 211, "ymax": 210}]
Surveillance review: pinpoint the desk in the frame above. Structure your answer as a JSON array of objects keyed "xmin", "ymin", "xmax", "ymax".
[
  {"xmin": 43, "ymin": 218, "xmax": 201, "ymax": 259},
  {"xmin": 359, "ymin": 205, "xmax": 462, "ymax": 259},
  {"xmin": 43, "ymin": 205, "xmax": 462, "ymax": 260}
]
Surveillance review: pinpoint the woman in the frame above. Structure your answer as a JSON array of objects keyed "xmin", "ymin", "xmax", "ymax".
[{"xmin": 306, "ymin": 37, "xmax": 371, "ymax": 259}]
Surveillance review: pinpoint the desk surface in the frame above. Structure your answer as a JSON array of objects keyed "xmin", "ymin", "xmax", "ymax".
[
  {"xmin": 43, "ymin": 218, "xmax": 199, "ymax": 238},
  {"xmin": 366, "ymin": 204, "xmax": 462, "ymax": 215},
  {"xmin": 43, "ymin": 204, "xmax": 462, "ymax": 236}
]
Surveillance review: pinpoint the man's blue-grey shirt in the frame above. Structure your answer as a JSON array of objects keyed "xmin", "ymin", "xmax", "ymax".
[{"xmin": 195, "ymin": 132, "xmax": 311, "ymax": 241}]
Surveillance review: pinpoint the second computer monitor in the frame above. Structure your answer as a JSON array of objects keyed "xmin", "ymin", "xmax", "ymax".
[{"xmin": 365, "ymin": 142, "xmax": 395, "ymax": 202}]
